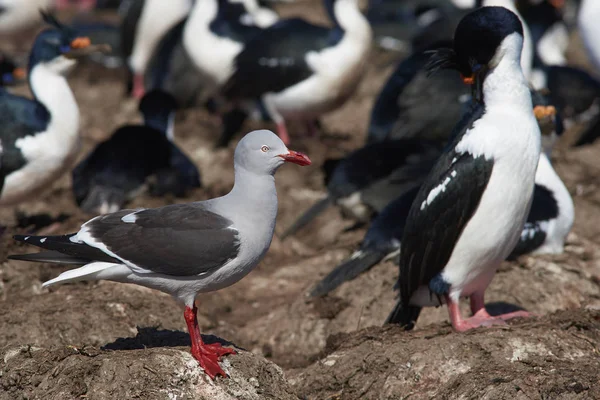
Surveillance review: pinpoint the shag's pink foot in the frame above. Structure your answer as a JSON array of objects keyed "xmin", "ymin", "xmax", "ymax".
[
  {"xmin": 132, "ymin": 74, "xmax": 145, "ymax": 100},
  {"xmin": 184, "ymin": 305, "xmax": 236, "ymax": 380},
  {"xmin": 453, "ymin": 313, "xmax": 507, "ymax": 332},
  {"xmin": 276, "ymin": 122, "xmax": 290, "ymax": 145},
  {"xmin": 447, "ymin": 294, "xmax": 506, "ymax": 332}
]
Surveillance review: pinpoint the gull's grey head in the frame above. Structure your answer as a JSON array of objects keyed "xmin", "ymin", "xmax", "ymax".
[{"xmin": 234, "ymin": 130, "xmax": 311, "ymax": 175}]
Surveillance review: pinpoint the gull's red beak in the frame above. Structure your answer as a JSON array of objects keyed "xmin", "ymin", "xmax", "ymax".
[{"xmin": 279, "ymin": 150, "xmax": 311, "ymax": 166}]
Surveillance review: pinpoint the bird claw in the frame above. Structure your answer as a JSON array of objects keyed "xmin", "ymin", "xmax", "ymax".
[
  {"xmin": 453, "ymin": 310, "xmax": 536, "ymax": 332},
  {"xmin": 191, "ymin": 343, "xmax": 236, "ymax": 380}
]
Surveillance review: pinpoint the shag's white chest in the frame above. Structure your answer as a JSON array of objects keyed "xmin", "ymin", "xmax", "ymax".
[
  {"xmin": 441, "ymin": 105, "xmax": 541, "ymax": 299},
  {"xmin": 0, "ymin": 66, "xmax": 80, "ymax": 205}
]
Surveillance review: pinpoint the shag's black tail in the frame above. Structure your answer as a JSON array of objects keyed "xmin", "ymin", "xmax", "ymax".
[
  {"xmin": 385, "ymin": 301, "xmax": 421, "ymax": 330},
  {"xmin": 310, "ymin": 248, "xmax": 387, "ymax": 297},
  {"xmin": 280, "ymin": 197, "xmax": 333, "ymax": 240}
]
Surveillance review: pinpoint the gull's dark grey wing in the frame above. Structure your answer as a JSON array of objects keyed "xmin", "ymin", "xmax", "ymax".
[{"xmin": 11, "ymin": 204, "xmax": 241, "ymax": 277}]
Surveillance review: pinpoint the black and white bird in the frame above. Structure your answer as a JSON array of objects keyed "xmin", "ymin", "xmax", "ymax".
[
  {"xmin": 386, "ymin": 7, "xmax": 542, "ymax": 331},
  {"xmin": 72, "ymin": 90, "xmax": 202, "ymax": 215},
  {"xmin": 310, "ymin": 92, "xmax": 573, "ymax": 298},
  {"xmin": 0, "ymin": 0, "xmax": 53, "ymax": 35},
  {"xmin": 145, "ymin": 0, "xmax": 276, "ymax": 112},
  {"xmin": 280, "ymin": 139, "xmax": 440, "ymax": 239},
  {"xmin": 121, "ymin": 0, "xmax": 193, "ymax": 99},
  {"xmin": 221, "ymin": 0, "xmax": 372, "ymax": 144},
  {"xmin": 182, "ymin": 0, "xmax": 278, "ymax": 95},
  {"xmin": 9, "ymin": 129, "xmax": 311, "ymax": 380},
  {"xmin": 0, "ymin": 14, "xmax": 105, "ymax": 206},
  {"xmin": 578, "ymin": 0, "xmax": 600, "ymax": 72}
]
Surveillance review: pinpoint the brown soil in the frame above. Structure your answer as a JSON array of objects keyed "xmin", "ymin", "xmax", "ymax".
[{"xmin": 1, "ymin": 4, "xmax": 600, "ymax": 399}]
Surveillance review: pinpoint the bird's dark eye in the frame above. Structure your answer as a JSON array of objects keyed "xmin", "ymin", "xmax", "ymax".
[{"xmin": 261, "ymin": 145, "xmax": 270, "ymax": 152}]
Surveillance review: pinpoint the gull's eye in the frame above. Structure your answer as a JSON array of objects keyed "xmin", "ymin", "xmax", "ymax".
[{"xmin": 261, "ymin": 145, "xmax": 270, "ymax": 152}]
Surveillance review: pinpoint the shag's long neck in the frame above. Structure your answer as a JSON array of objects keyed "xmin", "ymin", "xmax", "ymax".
[
  {"xmin": 327, "ymin": 0, "xmax": 371, "ymax": 42},
  {"xmin": 185, "ymin": 0, "xmax": 218, "ymax": 36},
  {"xmin": 29, "ymin": 63, "xmax": 79, "ymax": 142},
  {"xmin": 483, "ymin": 38, "xmax": 531, "ymax": 111},
  {"xmin": 143, "ymin": 109, "xmax": 176, "ymax": 141}
]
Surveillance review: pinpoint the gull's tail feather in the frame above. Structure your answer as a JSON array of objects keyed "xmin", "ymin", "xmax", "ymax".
[
  {"xmin": 42, "ymin": 262, "xmax": 128, "ymax": 287},
  {"xmin": 280, "ymin": 196, "xmax": 332, "ymax": 240},
  {"xmin": 8, "ymin": 250, "xmax": 89, "ymax": 265},
  {"xmin": 310, "ymin": 249, "xmax": 386, "ymax": 297}
]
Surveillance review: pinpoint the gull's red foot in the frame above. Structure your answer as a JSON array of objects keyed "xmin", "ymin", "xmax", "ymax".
[
  {"xmin": 191, "ymin": 343, "xmax": 236, "ymax": 379},
  {"xmin": 203, "ymin": 341, "xmax": 237, "ymax": 358}
]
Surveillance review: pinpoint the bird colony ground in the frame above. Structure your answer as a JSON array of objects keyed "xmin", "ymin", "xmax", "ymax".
[{"xmin": 1, "ymin": 5, "xmax": 600, "ymax": 400}]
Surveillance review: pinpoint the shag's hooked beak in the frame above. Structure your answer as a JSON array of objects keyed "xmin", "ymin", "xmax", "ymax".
[
  {"xmin": 63, "ymin": 36, "xmax": 112, "ymax": 59},
  {"xmin": 534, "ymin": 105, "xmax": 557, "ymax": 136},
  {"xmin": 461, "ymin": 64, "xmax": 484, "ymax": 103},
  {"xmin": 278, "ymin": 150, "xmax": 311, "ymax": 166}
]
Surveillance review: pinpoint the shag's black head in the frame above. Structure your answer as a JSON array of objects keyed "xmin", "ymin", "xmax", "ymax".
[
  {"xmin": 427, "ymin": 7, "xmax": 523, "ymax": 77},
  {"xmin": 453, "ymin": 7, "xmax": 523, "ymax": 76},
  {"xmin": 139, "ymin": 90, "xmax": 179, "ymax": 134},
  {"xmin": 139, "ymin": 90, "xmax": 178, "ymax": 116},
  {"xmin": 426, "ymin": 7, "xmax": 523, "ymax": 102},
  {"xmin": 29, "ymin": 12, "xmax": 93, "ymax": 70}
]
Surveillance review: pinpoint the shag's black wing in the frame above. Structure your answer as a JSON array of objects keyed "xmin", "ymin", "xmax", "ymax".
[
  {"xmin": 223, "ymin": 19, "xmax": 341, "ymax": 99},
  {"xmin": 398, "ymin": 103, "xmax": 493, "ymax": 305}
]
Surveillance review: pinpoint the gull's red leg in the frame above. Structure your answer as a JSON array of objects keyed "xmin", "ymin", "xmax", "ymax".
[{"xmin": 183, "ymin": 305, "xmax": 236, "ymax": 380}]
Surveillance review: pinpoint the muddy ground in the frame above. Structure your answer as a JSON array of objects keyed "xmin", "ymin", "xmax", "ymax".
[{"xmin": 1, "ymin": 4, "xmax": 600, "ymax": 400}]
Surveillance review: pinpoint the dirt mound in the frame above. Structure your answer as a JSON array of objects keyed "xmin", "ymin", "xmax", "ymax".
[
  {"xmin": 291, "ymin": 309, "xmax": 600, "ymax": 399},
  {"xmin": 1, "ymin": 333, "xmax": 298, "ymax": 400}
]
